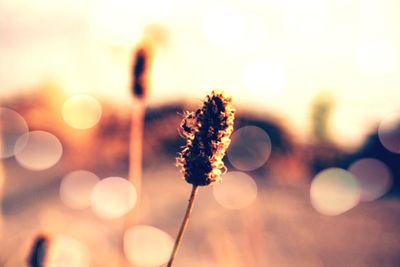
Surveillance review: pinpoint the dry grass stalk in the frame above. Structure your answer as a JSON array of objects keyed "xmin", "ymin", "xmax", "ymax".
[
  {"xmin": 27, "ymin": 234, "xmax": 48, "ymax": 267},
  {"xmin": 167, "ymin": 90, "xmax": 235, "ymax": 267},
  {"xmin": 118, "ymin": 44, "xmax": 152, "ymax": 267},
  {"xmin": 0, "ymin": 121, "xmax": 4, "ymax": 232},
  {"xmin": 126, "ymin": 44, "xmax": 152, "ymax": 227}
]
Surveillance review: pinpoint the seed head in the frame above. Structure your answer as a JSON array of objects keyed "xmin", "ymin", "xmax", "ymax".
[
  {"xmin": 177, "ymin": 90, "xmax": 235, "ymax": 186},
  {"xmin": 28, "ymin": 234, "xmax": 48, "ymax": 267},
  {"xmin": 131, "ymin": 47, "xmax": 150, "ymax": 99}
]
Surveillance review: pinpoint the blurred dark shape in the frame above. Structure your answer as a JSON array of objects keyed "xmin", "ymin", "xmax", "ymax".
[
  {"xmin": 308, "ymin": 92, "xmax": 343, "ymax": 175},
  {"xmin": 143, "ymin": 24, "xmax": 169, "ymax": 48},
  {"xmin": 310, "ymin": 91, "xmax": 334, "ymax": 143},
  {"xmin": 131, "ymin": 24, "xmax": 168, "ymax": 99},
  {"xmin": 131, "ymin": 47, "xmax": 150, "ymax": 99},
  {"xmin": 235, "ymin": 113, "xmax": 293, "ymax": 155},
  {"xmin": 1, "ymin": 85, "xmax": 305, "ymax": 183},
  {"xmin": 27, "ymin": 235, "xmax": 48, "ymax": 267},
  {"xmin": 225, "ymin": 111, "xmax": 309, "ymax": 183},
  {"xmin": 338, "ymin": 127, "xmax": 400, "ymax": 195},
  {"xmin": 308, "ymin": 142, "xmax": 344, "ymax": 175}
]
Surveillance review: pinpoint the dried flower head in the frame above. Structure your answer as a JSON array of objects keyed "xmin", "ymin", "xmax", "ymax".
[
  {"xmin": 131, "ymin": 47, "xmax": 150, "ymax": 98},
  {"xmin": 177, "ymin": 90, "xmax": 235, "ymax": 186},
  {"xmin": 28, "ymin": 234, "xmax": 48, "ymax": 267}
]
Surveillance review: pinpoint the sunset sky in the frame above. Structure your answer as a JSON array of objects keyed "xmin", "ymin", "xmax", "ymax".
[{"xmin": 1, "ymin": 0, "xmax": 399, "ymax": 147}]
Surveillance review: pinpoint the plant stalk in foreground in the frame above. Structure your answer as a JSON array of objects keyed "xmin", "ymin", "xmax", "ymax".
[
  {"xmin": 167, "ymin": 90, "xmax": 235, "ymax": 266},
  {"xmin": 167, "ymin": 185, "xmax": 198, "ymax": 267}
]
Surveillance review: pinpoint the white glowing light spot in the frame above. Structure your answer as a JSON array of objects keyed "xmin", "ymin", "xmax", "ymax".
[
  {"xmin": 124, "ymin": 225, "xmax": 174, "ymax": 267},
  {"xmin": 378, "ymin": 111, "xmax": 400, "ymax": 154},
  {"xmin": 91, "ymin": 177, "xmax": 137, "ymax": 219},
  {"xmin": 280, "ymin": 0, "xmax": 331, "ymax": 35},
  {"xmin": 349, "ymin": 158, "xmax": 392, "ymax": 201},
  {"xmin": 213, "ymin": 171, "xmax": 257, "ymax": 210},
  {"xmin": 89, "ymin": 0, "xmax": 173, "ymax": 45},
  {"xmin": 62, "ymin": 95, "xmax": 102, "ymax": 130},
  {"xmin": 227, "ymin": 126, "xmax": 272, "ymax": 171},
  {"xmin": 47, "ymin": 234, "xmax": 90, "ymax": 267},
  {"xmin": 60, "ymin": 170, "xmax": 100, "ymax": 210},
  {"xmin": 14, "ymin": 131, "xmax": 62, "ymax": 171},
  {"xmin": 310, "ymin": 168, "xmax": 361, "ymax": 216},
  {"xmin": 356, "ymin": 40, "xmax": 397, "ymax": 74},
  {"xmin": 243, "ymin": 60, "xmax": 286, "ymax": 96},
  {"xmin": 0, "ymin": 107, "xmax": 29, "ymax": 158},
  {"xmin": 240, "ymin": 15, "xmax": 268, "ymax": 51},
  {"xmin": 203, "ymin": 6, "xmax": 245, "ymax": 47}
]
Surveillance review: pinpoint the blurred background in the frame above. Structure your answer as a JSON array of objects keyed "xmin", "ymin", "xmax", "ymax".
[{"xmin": 0, "ymin": 0, "xmax": 400, "ymax": 266}]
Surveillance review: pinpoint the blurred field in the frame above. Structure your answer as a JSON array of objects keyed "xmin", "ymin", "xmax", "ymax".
[
  {"xmin": 1, "ymin": 161, "xmax": 399, "ymax": 267},
  {"xmin": 2, "ymin": 1, "xmax": 400, "ymax": 265},
  {"xmin": 1, "ymin": 93, "xmax": 399, "ymax": 266}
]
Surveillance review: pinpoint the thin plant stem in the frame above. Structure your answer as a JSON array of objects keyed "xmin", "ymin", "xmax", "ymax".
[
  {"xmin": 0, "ymin": 158, "xmax": 3, "ymax": 232},
  {"xmin": 0, "ymin": 122, "xmax": 4, "ymax": 232},
  {"xmin": 167, "ymin": 185, "xmax": 199, "ymax": 267},
  {"xmin": 118, "ymin": 100, "xmax": 145, "ymax": 267},
  {"xmin": 127, "ymin": 99, "xmax": 145, "ymax": 225}
]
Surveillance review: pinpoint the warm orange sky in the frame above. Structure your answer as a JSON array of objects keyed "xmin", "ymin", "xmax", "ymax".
[{"xmin": 1, "ymin": 0, "xmax": 399, "ymax": 148}]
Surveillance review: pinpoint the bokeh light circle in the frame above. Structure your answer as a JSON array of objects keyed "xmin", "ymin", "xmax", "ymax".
[
  {"xmin": 0, "ymin": 107, "xmax": 29, "ymax": 158},
  {"xmin": 243, "ymin": 60, "xmax": 286, "ymax": 96},
  {"xmin": 91, "ymin": 177, "xmax": 137, "ymax": 219},
  {"xmin": 213, "ymin": 171, "xmax": 258, "ymax": 210},
  {"xmin": 62, "ymin": 95, "xmax": 102, "ymax": 129},
  {"xmin": 349, "ymin": 158, "xmax": 392, "ymax": 201},
  {"xmin": 310, "ymin": 168, "xmax": 361, "ymax": 216},
  {"xmin": 124, "ymin": 225, "xmax": 174, "ymax": 267},
  {"xmin": 14, "ymin": 131, "xmax": 63, "ymax": 171},
  {"xmin": 356, "ymin": 40, "xmax": 397, "ymax": 74},
  {"xmin": 47, "ymin": 234, "xmax": 90, "ymax": 267},
  {"xmin": 227, "ymin": 126, "xmax": 272, "ymax": 171},
  {"xmin": 378, "ymin": 111, "xmax": 400, "ymax": 153},
  {"xmin": 60, "ymin": 170, "xmax": 100, "ymax": 210},
  {"xmin": 202, "ymin": 6, "xmax": 245, "ymax": 47}
]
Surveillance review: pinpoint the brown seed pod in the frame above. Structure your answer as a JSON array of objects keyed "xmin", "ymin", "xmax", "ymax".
[
  {"xmin": 28, "ymin": 234, "xmax": 48, "ymax": 267},
  {"xmin": 177, "ymin": 90, "xmax": 235, "ymax": 186},
  {"xmin": 131, "ymin": 47, "xmax": 150, "ymax": 99}
]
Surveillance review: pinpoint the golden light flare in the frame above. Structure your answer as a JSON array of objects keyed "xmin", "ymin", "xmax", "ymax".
[
  {"xmin": 46, "ymin": 234, "xmax": 91, "ymax": 267},
  {"xmin": 89, "ymin": 0, "xmax": 174, "ymax": 45},
  {"xmin": 310, "ymin": 168, "xmax": 361, "ymax": 216},
  {"xmin": 213, "ymin": 171, "xmax": 258, "ymax": 210},
  {"xmin": 243, "ymin": 60, "xmax": 286, "ymax": 97},
  {"xmin": 91, "ymin": 177, "xmax": 137, "ymax": 219},
  {"xmin": 1, "ymin": 0, "xmax": 400, "ymax": 148},
  {"xmin": 202, "ymin": 5, "xmax": 268, "ymax": 52},
  {"xmin": 279, "ymin": 0, "xmax": 332, "ymax": 35},
  {"xmin": 202, "ymin": 5, "xmax": 245, "ymax": 47},
  {"xmin": 123, "ymin": 225, "xmax": 174, "ymax": 267},
  {"xmin": 356, "ymin": 39, "xmax": 397, "ymax": 75},
  {"xmin": 62, "ymin": 95, "xmax": 102, "ymax": 130}
]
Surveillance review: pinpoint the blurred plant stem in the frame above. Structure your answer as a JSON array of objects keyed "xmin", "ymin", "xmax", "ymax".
[
  {"xmin": 0, "ymin": 160, "xmax": 3, "ymax": 232},
  {"xmin": 118, "ymin": 100, "xmax": 146, "ymax": 267},
  {"xmin": 311, "ymin": 91, "xmax": 334, "ymax": 143},
  {"xmin": 127, "ymin": 100, "xmax": 145, "ymax": 224},
  {"xmin": 167, "ymin": 185, "xmax": 199, "ymax": 267},
  {"xmin": 0, "ymin": 123, "xmax": 4, "ymax": 232},
  {"xmin": 28, "ymin": 235, "xmax": 48, "ymax": 267}
]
